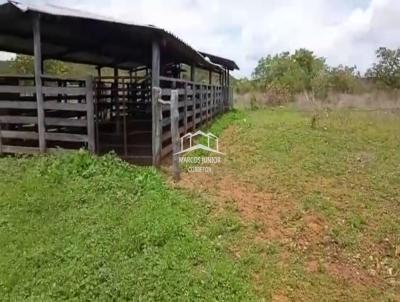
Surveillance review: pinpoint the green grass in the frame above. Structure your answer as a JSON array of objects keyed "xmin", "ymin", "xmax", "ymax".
[
  {"xmin": 0, "ymin": 152, "xmax": 254, "ymax": 301},
  {"xmin": 1, "ymin": 107, "xmax": 399, "ymax": 301},
  {"xmin": 203, "ymin": 108, "xmax": 400, "ymax": 301},
  {"xmin": 224, "ymin": 109, "xmax": 400, "ymax": 247}
]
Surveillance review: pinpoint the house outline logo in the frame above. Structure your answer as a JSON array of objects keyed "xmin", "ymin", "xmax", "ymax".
[{"xmin": 175, "ymin": 130, "xmax": 224, "ymax": 155}]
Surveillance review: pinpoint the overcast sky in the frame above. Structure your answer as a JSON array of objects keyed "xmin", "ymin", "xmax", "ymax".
[{"xmin": 1, "ymin": 0, "xmax": 399, "ymax": 77}]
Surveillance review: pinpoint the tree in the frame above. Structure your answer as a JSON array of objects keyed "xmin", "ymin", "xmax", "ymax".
[
  {"xmin": 10, "ymin": 54, "xmax": 71, "ymax": 76},
  {"xmin": 10, "ymin": 55, "xmax": 34, "ymax": 74},
  {"xmin": 252, "ymin": 49, "xmax": 326, "ymax": 96},
  {"xmin": 366, "ymin": 47, "xmax": 400, "ymax": 89},
  {"xmin": 328, "ymin": 65, "xmax": 360, "ymax": 93}
]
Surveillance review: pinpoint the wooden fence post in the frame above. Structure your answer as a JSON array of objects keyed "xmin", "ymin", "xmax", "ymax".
[
  {"xmin": 212, "ymin": 86, "xmax": 216, "ymax": 118},
  {"xmin": 170, "ymin": 90, "xmax": 181, "ymax": 181},
  {"xmin": 184, "ymin": 82, "xmax": 188, "ymax": 133},
  {"xmin": 85, "ymin": 76, "xmax": 95, "ymax": 153},
  {"xmin": 152, "ymin": 40, "xmax": 161, "ymax": 167},
  {"xmin": 200, "ymin": 85, "xmax": 204, "ymax": 125},
  {"xmin": 152, "ymin": 87, "xmax": 162, "ymax": 166},
  {"xmin": 114, "ymin": 68, "xmax": 120, "ymax": 134},
  {"xmin": 192, "ymin": 84, "xmax": 196, "ymax": 130},
  {"xmin": 0, "ymin": 124, "xmax": 2, "ymax": 155},
  {"xmin": 122, "ymin": 78, "xmax": 128, "ymax": 156},
  {"xmin": 33, "ymin": 14, "xmax": 46, "ymax": 153},
  {"xmin": 206, "ymin": 86, "xmax": 209, "ymax": 123}
]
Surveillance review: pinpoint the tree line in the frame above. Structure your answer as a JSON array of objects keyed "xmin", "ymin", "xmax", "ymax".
[{"xmin": 235, "ymin": 47, "xmax": 400, "ymax": 102}]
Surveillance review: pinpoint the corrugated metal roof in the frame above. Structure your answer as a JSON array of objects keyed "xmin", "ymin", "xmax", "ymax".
[
  {"xmin": 200, "ymin": 51, "xmax": 239, "ymax": 70},
  {"xmin": 0, "ymin": 0, "xmax": 238, "ymax": 71}
]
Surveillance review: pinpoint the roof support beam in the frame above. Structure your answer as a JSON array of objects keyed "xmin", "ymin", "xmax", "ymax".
[
  {"xmin": 114, "ymin": 68, "xmax": 120, "ymax": 134},
  {"xmin": 152, "ymin": 40, "xmax": 161, "ymax": 167},
  {"xmin": 32, "ymin": 13, "xmax": 46, "ymax": 153}
]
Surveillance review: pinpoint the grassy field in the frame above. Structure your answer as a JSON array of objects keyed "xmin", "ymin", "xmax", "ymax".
[
  {"xmin": 0, "ymin": 107, "xmax": 399, "ymax": 301},
  {"xmin": 0, "ymin": 152, "xmax": 253, "ymax": 300},
  {"xmin": 178, "ymin": 108, "xmax": 400, "ymax": 301}
]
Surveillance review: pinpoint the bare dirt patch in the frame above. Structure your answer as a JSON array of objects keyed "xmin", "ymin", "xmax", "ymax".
[
  {"xmin": 179, "ymin": 172, "xmax": 295, "ymax": 242},
  {"xmin": 325, "ymin": 262, "xmax": 380, "ymax": 286},
  {"xmin": 176, "ymin": 159, "xmax": 386, "ymax": 291}
]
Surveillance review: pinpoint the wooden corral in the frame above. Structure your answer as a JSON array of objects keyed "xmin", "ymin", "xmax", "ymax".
[{"xmin": 0, "ymin": 0, "xmax": 238, "ymax": 165}]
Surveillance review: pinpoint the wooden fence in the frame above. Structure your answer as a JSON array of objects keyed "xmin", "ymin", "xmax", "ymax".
[
  {"xmin": 0, "ymin": 74, "xmax": 232, "ymax": 164},
  {"xmin": 0, "ymin": 75, "xmax": 94, "ymax": 155},
  {"xmin": 154, "ymin": 77, "xmax": 227, "ymax": 164}
]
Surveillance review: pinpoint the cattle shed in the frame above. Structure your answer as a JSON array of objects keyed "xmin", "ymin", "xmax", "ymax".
[{"xmin": 0, "ymin": 0, "xmax": 238, "ymax": 165}]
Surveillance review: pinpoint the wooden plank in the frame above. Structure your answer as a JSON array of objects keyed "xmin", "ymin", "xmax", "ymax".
[
  {"xmin": 184, "ymin": 82, "xmax": 188, "ymax": 133},
  {"xmin": 85, "ymin": 77, "xmax": 95, "ymax": 152},
  {"xmin": 200, "ymin": 86, "xmax": 204, "ymax": 125},
  {"xmin": 170, "ymin": 90, "xmax": 180, "ymax": 181},
  {"xmin": 159, "ymin": 76, "xmax": 194, "ymax": 85},
  {"xmin": 45, "ymin": 132, "xmax": 88, "ymax": 142},
  {"xmin": 33, "ymin": 13, "xmax": 46, "ymax": 153},
  {"xmin": 162, "ymin": 125, "xmax": 185, "ymax": 142},
  {"xmin": 113, "ymin": 68, "xmax": 120, "ymax": 134},
  {"xmin": 0, "ymin": 101, "xmax": 37, "ymax": 109},
  {"xmin": 211, "ymin": 86, "xmax": 215, "ymax": 117},
  {"xmin": 191, "ymin": 84, "xmax": 196, "ymax": 130},
  {"xmin": 41, "ymin": 74, "xmax": 87, "ymax": 82},
  {"xmin": 44, "ymin": 102, "xmax": 87, "ymax": 111},
  {"xmin": 0, "ymin": 124, "xmax": 2, "ymax": 154},
  {"xmin": 227, "ymin": 70, "xmax": 232, "ymax": 109},
  {"xmin": 0, "ymin": 130, "xmax": 38, "ymax": 140},
  {"xmin": 122, "ymin": 77, "xmax": 128, "ymax": 156},
  {"xmin": 162, "ymin": 112, "xmax": 185, "ymax": 127},
  {"xmin": 206, "ymin": 87, "xmax": 209, "ymax": 122},
  {"xmin": 162, "ymin": 118, "xmax": 171, "ymax": 127},
  {"xmin": 1, "ymin": 145, "xmax": 40, "ymax": 154},
  {"xmin": 161, "ymin": 100, "xmax": 185, "ymax": 112},
  {"xmin": 152, "ymin": 40, "xmax": 161, "ymax": 167},
  {"xmin": 0, "ymin": 116, "xmax": 37, "ymax": 124},
  {"xmin": 45, "ymin": 117, "xmax": 86, "ymax": 127},
  {"xmin": 0, "ymin": 85, "xmax": 36, "ymax": 94},
  {"xmin": 44, "ymin": 95, "xmax": 86, "ymax": 101},
  {"xmin": 42, "ymin": 87, "xmax": 87, "ymax": 95},
  {"xmin": 162, "ymin": 88, "xmax": 185, "ymax": 96},
  {"xmin": 0, "ymin": 74, "xmax": 34, "ymax": 79},
  {"xmin": 95, "ymin": 67, "xmax": 102, "ymax": 152},
  {"xmin": 161, "ymin": 143, "xmax": 172, "ymax": 158}
]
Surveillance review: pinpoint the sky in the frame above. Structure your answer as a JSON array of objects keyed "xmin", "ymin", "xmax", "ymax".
[{"xmin": 1, "ymin": 0, "xmax": 400, "ymax": 77}]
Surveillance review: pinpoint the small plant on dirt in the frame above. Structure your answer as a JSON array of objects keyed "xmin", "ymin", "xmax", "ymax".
[
  {"xmin": 250, "ymin": 93, "xmax": 258, "ymax": 110},
  {"xmin": 310, "ymin": 113, "xmax": 319, "ymax": 129}
]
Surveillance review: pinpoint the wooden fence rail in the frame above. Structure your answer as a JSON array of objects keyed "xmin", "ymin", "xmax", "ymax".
[
  {"xmin": 154, "ymin": 77, "xmax": 227, "ymax": 165},
  {"xmin": 0, "ymin": 74, "xmax": 231, "ymax": 165},
  {"xmin": 0, "ymin": 75, "xmax": 94, "ymax": 155}
]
